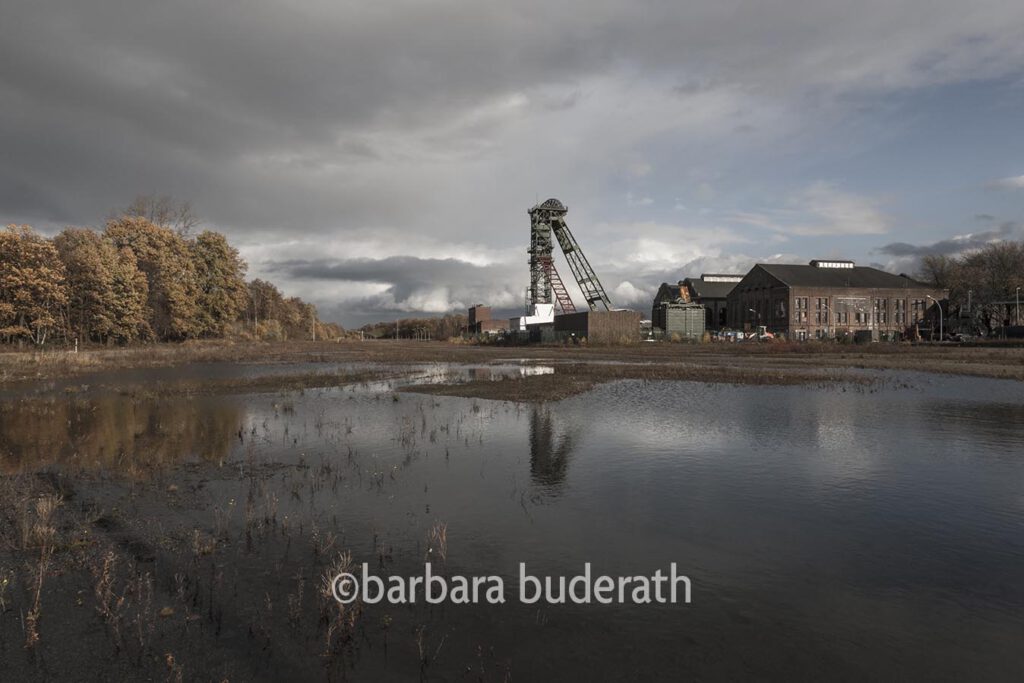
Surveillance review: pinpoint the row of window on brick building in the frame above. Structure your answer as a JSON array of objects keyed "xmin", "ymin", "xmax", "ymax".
[{"xmin": 754, "ymin": 296, "xmax": 931, "ymax": 326}]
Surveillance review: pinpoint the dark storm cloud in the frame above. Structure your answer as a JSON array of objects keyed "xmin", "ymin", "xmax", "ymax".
[
  {"xmin": 267, "ymin": 255, "xmax": 519, "ymax": 303},
  {"xmin": 263, "ymin": 254, "xmax": 525, "ymax": 322},
  {"xmin": 275, "ymin": 256, "xmax": 483, "ymax": 284},
  {"xmin": 874, "ymin": 222, "xmax": 1022, "ymax": 258},
  {"xmin": 5, "ymin": 0, "xmax": 1024, "ymax": 232},
  {"xmin": 5, "ymin": 0, "xmax": 1024, "ymax": 325},
  {"xmin": 0, "ymin": 0, "xmax": 694, "ymax": 230}
]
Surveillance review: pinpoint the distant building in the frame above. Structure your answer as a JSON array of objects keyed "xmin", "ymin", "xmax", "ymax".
[
  {"xmin": 468, "ymin": 305, "xmax": 489, "ymax": 327},
  {"xmin": 467, "ymin": 305, "xmax": 506, "ymax": 334},
  {"xmin": 726, "ymin": 260, "xmax": 948, "ymax": 340},
  {"xmin": 652, "ymin": 274, "xmax": 743, "ymax": 331}
]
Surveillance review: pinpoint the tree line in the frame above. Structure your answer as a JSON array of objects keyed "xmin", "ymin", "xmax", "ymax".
[
  {"xmin": 1, "ymin": 214, "xmax": 342, "ymax": 346},
  {"xmin": 918, "ymin": 241, "xmax": 1024, "ymax": 333},
  {"xmin": 359, "ymin": 313, "xmax": 467, "ymax": 340}
]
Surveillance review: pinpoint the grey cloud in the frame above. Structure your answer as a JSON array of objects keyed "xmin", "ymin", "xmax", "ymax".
[
  {"xmin": 268, "ymin": 256, "xmax": 516, "ymax": 302},
  {"xmin": 262, "ymin": 255, "xmax": 525, "ymax": 323},
  {"xmin": 876, "ymin": 242, "xmax": 932, "ymax": 258},
  {"xmin": 5, "ymin": 1, "xmax": 1024, "ymax": 230},
  {"xmin": 874, "ymin": 222, "xmax": 1022, "ymax": 258},
  {"xmin": 5, "ymin": 1, "xmax": 1024, "ymax": 324}
]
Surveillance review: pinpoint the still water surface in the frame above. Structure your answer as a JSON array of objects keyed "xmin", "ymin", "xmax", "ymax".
[{"xmin": 1, "ymin": 366, "xmax": 1022, "ymax": 680}]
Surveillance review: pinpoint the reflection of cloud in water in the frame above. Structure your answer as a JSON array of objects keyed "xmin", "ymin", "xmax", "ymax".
[
  {"xmin": 809, "ymin": 397, "xmax": 879, "ymax": 485},
  {"xmin": 399, "ymin": 363, "xmax": 555, "ymax": 386},
  {"xmin": 568, "ymin": 382, "xmax": 736, "ymax": 455},
  {"xmin": 468, "ymin": 365, "xmax": 554, "ymax": 381},
  {"xmin": 529, "ymin": 404, "xmax": 576, "ymax": 494}
]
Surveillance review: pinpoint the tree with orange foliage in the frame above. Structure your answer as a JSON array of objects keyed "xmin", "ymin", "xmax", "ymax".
[
  {"xmin": 0, "ymin": 225, "xmax": 68, "ymax": 345},
  {"xmin": 105, "ymin": 216, "xmax": 202, "ymax": 340},
  {"xmin": 54, "ymin": 227, "xmax": 151, "ymax": 343}
]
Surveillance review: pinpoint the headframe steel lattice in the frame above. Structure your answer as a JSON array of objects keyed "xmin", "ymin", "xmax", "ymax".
[{"xmin": 527, "ymin": 198, "xmax": 611, "ymax": 313}]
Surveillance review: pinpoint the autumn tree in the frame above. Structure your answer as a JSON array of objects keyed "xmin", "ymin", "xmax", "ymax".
[
  {"xmin": 281, "ymin": 297, "xmax": 308, "ymax": 338},
  {"xmin": 361, "ymin": 313, "xmax": 467, "ymax": 340},
  {"xmin": 54, "ymin": 228, "xmax": 113, "ymax": 341},
  {"xmin": 119, "ymin": 194, "xmax": 200, "ymax": 235},
  {"xmin": 2, "ymin": 216, "xmax": 337, "ymax": 346},
  {"xmin": 191, "ymin": 230, "xmax": 248, "ymax": 337},
  {"xmin": 53, "ymin": 228, "xmax": 150, "ymax": 343},
  {"xmin": 107, "ymin": 245, "xmax": 151, "ymax": 342},
  {"xmin": 105, "ymin": 216, "xmax": 202, "ymax": 340},
  {"xmin": 241, "ymin": 281, "xmax": 336, "ymax": 340},
  {"xmin": 247, "ymin": 279, "xmax": 285, "ymax": 337},
  {"xmin": 0, "ymin": 225, "xmax": 68, "ymax": 345}
]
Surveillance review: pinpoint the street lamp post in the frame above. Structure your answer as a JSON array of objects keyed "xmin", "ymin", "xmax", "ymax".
[
  {"xmin": 1016, "ymin": 287, "xmax": 1020, "ymax": 326},
  {"xmin": 927, "ymin": 295, "xmax": 943, "ymax": 341},
  {"xmin": 748, "ymin": 307, "xmax": 761, "ymax": 339}
]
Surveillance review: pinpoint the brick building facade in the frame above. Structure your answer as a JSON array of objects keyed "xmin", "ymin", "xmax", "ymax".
[{"xmin": 726, "ymin": 261, "xmax": 947, "ymax": 340}]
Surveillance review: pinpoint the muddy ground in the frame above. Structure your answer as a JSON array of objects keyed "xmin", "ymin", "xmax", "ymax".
[{"xmin": 3, "ymin": 338, "xmax": 1024, "ymax": 388}]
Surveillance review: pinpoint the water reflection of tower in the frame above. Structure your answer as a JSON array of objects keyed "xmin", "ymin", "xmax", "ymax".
[{"xmin": 529, "ymin": 405, "xmax": 575, "ymax": 493}]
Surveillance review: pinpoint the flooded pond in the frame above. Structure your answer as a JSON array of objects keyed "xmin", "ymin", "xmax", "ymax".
[{"xmin": 1, "ymin": 364, "xmax": 1023, "ymax": 680}]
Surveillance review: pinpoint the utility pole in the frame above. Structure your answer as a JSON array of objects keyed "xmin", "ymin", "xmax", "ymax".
[{"xmin": 1017, "ymin": 287, "xmax": 1020, "ymax": 326}]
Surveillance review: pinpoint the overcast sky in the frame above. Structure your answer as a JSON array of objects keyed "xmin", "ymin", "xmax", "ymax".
[{"xmin": 4, "ymin": 1, "xmax": 1024, "ymax": 326}]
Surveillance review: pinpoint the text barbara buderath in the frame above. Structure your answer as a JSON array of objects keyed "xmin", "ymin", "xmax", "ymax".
[{"xmin": 331, "ymin": 562, "xmax": 691, "ymax": 605}]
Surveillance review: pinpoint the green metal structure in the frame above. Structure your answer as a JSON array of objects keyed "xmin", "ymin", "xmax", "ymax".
[{"xmin": 527, "ymin": 199, "xmax": 611, "ymax": 313}]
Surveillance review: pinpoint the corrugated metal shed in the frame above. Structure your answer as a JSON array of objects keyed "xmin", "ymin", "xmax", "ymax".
[
  {"xmin": 655, "ymin": 302, "xmax": 705, "ymax": 339},
  {"xmin": 526, "ymin": 322, "xmax": 556, "ymax": 343},
  {"xmin": 553, "ymin": 310, "xmax": 640, "ymax": 344}
]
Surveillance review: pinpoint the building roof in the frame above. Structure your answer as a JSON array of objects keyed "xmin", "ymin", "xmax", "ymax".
[
  {"xmin": 684, "ymin": 277, "xmax": 739, "ymax": 299},
  {"xmin": 752, "ymin": 263, "xmax": 930, "ymax": 289},
  {"xmin": 661, "ymin": 301, "xmax": 705, "ymax": 309}
]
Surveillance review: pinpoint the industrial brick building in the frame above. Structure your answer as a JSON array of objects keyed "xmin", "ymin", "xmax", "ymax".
[
  {"xmin": 467, "ymin": 305, "xmax": 506, "ymax": 335},
  {"xmin": 652, "ymin": 274, "xmax": 743, "ymax": 331},
  {"xmin": 726, "ymin": 260, "xmax": 948, "ymax": 340}
]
